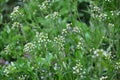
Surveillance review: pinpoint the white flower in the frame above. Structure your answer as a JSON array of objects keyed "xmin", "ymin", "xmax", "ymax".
[
  {"xmin": 72, "ymin": 26, "xmax": 80, "ymax": 33},
  {"xmin": 114, "ymin": 61, "xmax": 120, "ymax": 70},
  {"xmin": 100, "ymin": 76, "xmax": 108, "ymax": 80},
  {"xmin": 45, "ymin": 12, "xmax": 60, "ymax": 20},
  {"xmin": 12, "ymin": 22, "xmax": 23, "ymax": 29},
  {"xmin": 93, "ymin": 49, "xmax": 111, "ymax": 59},
  {"xmin": 62, "ymin": 28, "xmax": 68, "ymax": 36},
  {"xmin": 72, "ymin": 61, "xmax": 84, "ymax": 75},
  {"xmin": 108, "ymin": 23, "xmax": 114, "ymax": 27},
  {"xmin": 76, "ymin": 42, "xmax": 82, "ymax": 49},
  {"xmin": 23, "ymin": 42, "xmax": 35, "ymax": 53},
  {"xmin": 4, "ymin": 62, "xmax": 16, "ymax": 76},
  {"xmin": 116, "ymin": 11, "xmax": 120, "ymax": 15},
  {"xmin": 54, "ymin": 35, "xmax": 65, "ymax": 50},
  {"xmin": 4, "ymin": 45, "xmax": 11, "ymax": 55},
  {"xmin": 36, "ymin": 32, "xmax": 50, "ymax": 43},
  {"xmin": 10, "ymin": 6, "xmax": 24, "ymax": 20},
  {"xmin": 98, "ymin": 13, "xmax": 107, "ymax": 21},
  {"xmin": 39, "ymin": 0, "xmax": 50, "ymax": 11},
  {"xmin": 105, "ymin": 0, "xmax": 111, "ymax": 2},
  {"xmin": 18, "ymin": 75, "xmax": 28, "ymax": 80}
]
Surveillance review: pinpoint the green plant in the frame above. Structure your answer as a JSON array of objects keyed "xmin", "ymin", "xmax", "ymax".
[{"xmin": 0, "ymin": 0, "xmax": 120, "ymax": 80}]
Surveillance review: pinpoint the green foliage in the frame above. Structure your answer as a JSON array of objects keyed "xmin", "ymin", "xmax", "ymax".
[{"xmin": 0, "ymin": 0, "xmax": 120, "ymax": 80}]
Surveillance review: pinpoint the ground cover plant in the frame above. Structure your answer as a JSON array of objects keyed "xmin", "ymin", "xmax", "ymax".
[{"xmin": 0, "ymin": 0, "xmax": 120, "ymax": 80}]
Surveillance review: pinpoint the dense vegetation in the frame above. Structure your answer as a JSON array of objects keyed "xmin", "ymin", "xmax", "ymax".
[{"xmin": 0, "ymin": 0, "xmax": 120, "ymax": 80}]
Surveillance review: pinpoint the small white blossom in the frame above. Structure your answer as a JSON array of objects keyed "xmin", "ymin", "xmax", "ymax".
[
  {"xmin": 108, "ymin": 23, "xmax": 114, "ymax": 27},
  {"xmin": 93, "ymin": 49, "xmax": 111, "ymax": 59},
  {"xmin": 100, "ymin": 76, "xmax": 108, "ymax": 80},
  {"xmin": 24, "ymin": 42, "xmax": 36, "ymax": 53},
  {"xmin": 4, "ymin": 45, "xmax": 11, "ymax": 55},
  {"xmin": 72, "ymin": 60, "xmax": 86, "ymax": 77},
  {"xmin": 76, "ymin": 38, "xmax": 84, "ymax": 50},
  {"xmin": 36, "ymin": 32, "xmax": 50, "ymax": 43},
  {"xmin": 93, "ymin": 6, "xmax": 101, "ymax": 12},
  {"xmin": 66, "ymin": 23, "xmax": 72, "ymax": 28},
  {"xmin": 98, "ymin": 13, "xmax": 107, "ymax": 21},
  {"xmin": 12, "ymin": 22, "xmax": 23, "ymax": 29},
  {"xmin": 39, "ymin": 0, "xmax": 50, "ymax": 11},
  {"xmin": 35, "ymin": 32, "xmax": 51, "ymax": 48},
  {"xmin": 18, "ymin": 75, "xmax": 28, "ymax": 80},
  {"xmin": 62, "ymin": 28, "xmax": 68, "ymax": 36},
  {"xmin": 4, "ymin": 62, "xmax": 16, "ymax": 76},
  {"xmin": 45, "ymin": 12, "xmax": 60, "ymax": 20},
  {"xmin": 72, "ymin": 26, "xmax": 80, "ymax": 33},
  {"xmin": 105, "ymin": 0, "xmax": 111, "ymax": 2},
  {"xmin": 54, "ymin": 63, "xmax": 60, "ymax": 70},
  {"xmin": 54, "ymin": 35, "xmax": 65, "ymax": 51},
  {"xmin": 76, "ymin": 42, "xmax": 82, "ymax": 49},
  {"xmin": 10, "ymin": 6, "xmax": 24, "ymax": 20},
  {"xmin": 114, "ymin": 61, "xmax": 120, "ymax": 70},
  {"xmin": 116, "ymin": 11, "xmax": 120, "ymax": 15}
]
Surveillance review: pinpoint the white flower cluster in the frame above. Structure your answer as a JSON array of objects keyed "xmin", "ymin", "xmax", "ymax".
[
  {"xmin": 90, "ymin": 2, "xmax": 120, "ymax": 22},
  {"xmin": 54, "ymin": 35, "xmax": 65, "ymax": 50},
  {"xmin": 12, "ymin": 22, "xmax": 23, "ymax": 29},
  {"xmin": 76, "ymin": 42, "xmax": 83, "ymax": 50},
  {"xmin": 98, "ymin": 13, "xmax": 107, "ymax": 21},
  {"xmin": 90, "ymin": 4, "xmax": 108, "ymax": 21},
  {"xmin": 36, "ymin": 32, "xmax": 51, "ymax": 42},
  {"xmin": 76, "ymin": 38, "xmax": 84, "ymax": 50},
  {"xmin": 73, "ymin": 63, "xmax": 83, "ymax": 74},
  {"xmin": 3, "ymin": 62, "xmax": 16, "ymax": 76},
  {"xmin": 45, "ymin": 12, "xmax": 61, "ymax": 20},
  {"xmin": 18, "ymin": 75, "xmax": 28, "ymax": 80},
  {"xmin": 10, "ymin": 6, "xmax": 24, "ymax": 20},
  {"xmin": 90, "ymin": 5, "xmax": 101, "ymax": 13},
  {"xmin": 105, "ymin": 0, "xmax": 111, "ymax": 2},
  {"xmin": 4, "ymin": 45, "xmax": 11, "ymax": 55},
  {"xmin": 23, "ymin": 42, "xmax": 36, "ymax": 53},
  {"xmin": 36, "ymin": 32, "xmax": 47, "ymax": 42},
  {"xmin": 91, "ymin": 12, "xmax": 107, "ymax": 21},
  {"xmin": 54, "ymin": 35, "xmax": 65, "ymax": 43},
  {"xmin": 62, "ymin": 23, "xmax": 81, "ymax": 36},
  {"xmin": 23, "ymin": 32, "xmax": 51, "ymax": 54},
  {"xmin": 40, "ymin": 70, "xmax": 52, "ymax": 80},
  {"xmin": 66, "ymin": 23, "xmax": 72, "ymax": 28},
  {"xmin": 53, "ymin": 63, "xmax": 60, "ymax": 71},
  {"xmin": 116, "ymin": 11, "xmax": 120, "ymax": 16},
  {"xmin": 72, "ymin": 60, "xmax": 86, "ymax": 78},
  {"xmin": 72, "ymin": 26, "xmax": 81, "ymax": 33},
  {"xmin": 108, "ymin": 23, "xmax": 115, "ymax": 27},
  {"xmin": 114, "ymin": 61, "xmax": 120, "ymax": 70},
  {"xmin": 110, "ymin": 10, "xmax": 120, "ymax": 16},
  {"xmin": 62, "ymin": 28, "xmax": 68, "ymax": 36},
  {"xmin": 61, "ymin": 23, "xmax": 72, "ymax": 36},
  {"xmin": 35, "ymin": 32, "xmax": 51, "ymax": 48},
  {"xmin": 39, "ymin": 0, "xmax": 50, "ymax": 11},
  {"xmin": 93, "ymin": 49, "xmax": 111, "ymax": 59},
  {"xmin": 100, "ymin": 76, "xmax": 108, "ymax": 80}
]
